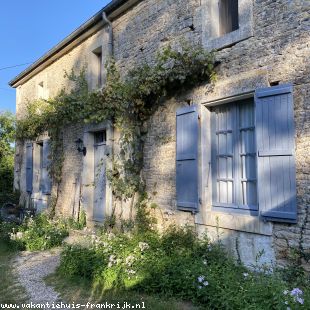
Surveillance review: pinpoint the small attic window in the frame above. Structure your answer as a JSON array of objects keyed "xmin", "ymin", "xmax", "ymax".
[
  {"xmin": 38, "ymin": 81, "xmax": 45, "ymax": 99},
  {"xmin": 219, "ymin": 0, "xmax": 239, "ymax": 36},
  {"xmin": 92, "ymin": 47, "xmax": 103, "ymax": 87}
]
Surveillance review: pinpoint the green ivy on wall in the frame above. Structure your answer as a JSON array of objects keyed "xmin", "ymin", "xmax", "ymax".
[{"xmin": 16, "ymin": 43, "xmax": 216, "ymax": 211}]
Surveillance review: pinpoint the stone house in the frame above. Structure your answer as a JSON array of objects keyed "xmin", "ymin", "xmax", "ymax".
[{"xmin": 9, "ymin": 0, "xmax": 310, "ymax": 268}]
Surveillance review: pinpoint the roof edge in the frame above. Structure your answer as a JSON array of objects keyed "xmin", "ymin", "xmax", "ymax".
[{"xmin": 9, "ymin": 0, "xmax": 132, "ymax": 87}]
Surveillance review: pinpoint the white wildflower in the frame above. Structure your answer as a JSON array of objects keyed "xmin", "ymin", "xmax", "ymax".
[
  {"xmin": 198, "ymin": 276, "xmax": 205, "ymax": 283},
  {"xmin": 108, "ymin": 254, "xmax": 117, "ymax": 267},
  {"xmin": 138, "ymin": 242, "xmax": 149, "ymax": 251},
  {"xmin": 296, "ymin": 297, "xmax": 304, "ymax": 305},
  {"xmin": 16, "ymin": 232, "xmax": 23, "ymax": 239},
  {"xmin": 125, "ymin": 255, "xmax": 135, "ymax": 267},
  {"xmin": 203, "ymin": 281, "xmax": 209, "ymax": 286},
  {"xmin": 126, "ymin": 269, "xmax": 136, "ymax": 275},
  {"xmin": 290, "ymin": 288, "xmax": 303, "ymax": 297},
  {"xmin": 107, "ymin": 233, "xmax": 115, "ymax": 240},
  {"xmin": 243, "ymin": 273, "xmax": 249, "ymax": 278}
]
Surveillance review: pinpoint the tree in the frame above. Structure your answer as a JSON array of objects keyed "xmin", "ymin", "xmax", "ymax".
[{"xmin": 0, "ymin": 111, "xmax": 16, "ymax": 205}]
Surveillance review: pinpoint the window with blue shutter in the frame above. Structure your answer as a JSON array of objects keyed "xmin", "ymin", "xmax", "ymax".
[
  {"xmin": 176, "ymin": 105, "xmax": 199, "ymax": 212},
  {"xmin": 26, "ymin": 143, "xmax": 33, "ymax": 193},
  {"xmin": 211, "ymin": 99, "xmax": 257, "ymax": 212},
  {"xmin": 42, "ymin": 139, "xmax": 52, "ymax": 194},
  {"xmin": 255, "ymin": 84, "xmax": 297, "ymax": 223}
]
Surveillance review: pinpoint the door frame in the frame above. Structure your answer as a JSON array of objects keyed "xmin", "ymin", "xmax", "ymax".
[{"xmin": 81, "ymin": 121, "xmax": 113, "ymax": 224}]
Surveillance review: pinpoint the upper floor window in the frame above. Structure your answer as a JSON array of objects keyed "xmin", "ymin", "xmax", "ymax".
[
  {"xmin": 219, "ymin": 0, "xmax": 239, "ymax": 36},
  {"xmin": 92, "ymin": 47, "xmax": 103, "ymax": 88},
  {"xmin": 37, "ymin": 81, "xmax": 46, "ymax": 99},
  {"xmin": 202, "ymin": 0, "xmax": 253, "ymax": 50}
]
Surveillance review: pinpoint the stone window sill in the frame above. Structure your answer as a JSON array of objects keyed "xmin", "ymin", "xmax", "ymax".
[{"xmin": 195, "ymin": 208, "xmax": 272, "ymax": 236}]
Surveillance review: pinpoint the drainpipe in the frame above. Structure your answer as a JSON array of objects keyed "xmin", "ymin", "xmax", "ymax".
[
  {"xmin": 102, "ymin": 11, "xmax": 114, "ymax": 216},
  {"xmin": 102, "ymin": 12, "xmax": 113, "ymax": 57}
]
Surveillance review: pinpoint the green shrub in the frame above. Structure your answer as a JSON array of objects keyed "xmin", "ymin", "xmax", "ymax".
[
  {"xmin": 0, "ymin": 220, "xmax": 18, "ymax": 242},
  {"xmin": 9, "ymin": 213, "xmax": 69, "ymax": 251},
  {"xmin": 57, "ymin": 225, "xmax": 310, "ymax": 309},
  {"xmin": 58, "ymin": 245, "xmax": 101, "ymax": 279}
]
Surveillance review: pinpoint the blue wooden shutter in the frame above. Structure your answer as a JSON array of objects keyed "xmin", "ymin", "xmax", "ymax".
[
  {"xmin": 176, "ymin": 105, "xmax": 199, "ymax": 212},
  {"xmin": 26, "ymin": 143, "xmax": 33, "ymax": 193},
  {"xmin": 255, "ymin": 84, "xmax": 297, "ymax": 223},
  {"xmin": 42, "ymin": 140, "xmax": 52, "ymax": 194}
]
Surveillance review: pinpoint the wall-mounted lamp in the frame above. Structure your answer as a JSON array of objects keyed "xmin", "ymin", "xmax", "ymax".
[{"xmin": 75, "ymin": 138, "xmax": 86, "ymax": 156}]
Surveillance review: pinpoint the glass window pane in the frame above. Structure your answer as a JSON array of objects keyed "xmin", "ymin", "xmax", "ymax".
[{"xmin": 94, "ymin": 131, "xmax": 106, "ymax": 144}]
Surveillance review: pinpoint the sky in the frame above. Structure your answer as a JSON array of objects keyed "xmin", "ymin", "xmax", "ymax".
[{"xmin": 0, "ymin": 0, "xmax": 111, "ymax": 114}]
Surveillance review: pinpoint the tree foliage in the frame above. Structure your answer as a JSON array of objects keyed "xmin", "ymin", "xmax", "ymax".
[{"xmin": 0, "ymin": 111, "xmax": 16, "ymax": 205}]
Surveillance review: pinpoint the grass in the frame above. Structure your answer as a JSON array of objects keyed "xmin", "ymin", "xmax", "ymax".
[
  {"xmin": 0, "ymin": 239, "xmax": 28, "ymax": 304},
  {"xmin": 45, "ymin": 272, "xmax": 199, "ymax": 310}
]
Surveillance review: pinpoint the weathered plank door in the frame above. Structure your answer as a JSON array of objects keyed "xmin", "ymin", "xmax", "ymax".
[{"xmin": 93, "ymin": 132, "xmax": 106, "ymax": 221}]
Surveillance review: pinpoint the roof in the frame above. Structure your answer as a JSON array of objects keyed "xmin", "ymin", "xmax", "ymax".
[{"xmin": 9, "ymin": 0, "xmax": 134, "ymax": 87}]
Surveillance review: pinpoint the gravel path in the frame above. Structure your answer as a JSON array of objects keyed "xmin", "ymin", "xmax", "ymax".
[{"xmin": 13, "ymin": 248, "xmax": 68, "ymax": 308}]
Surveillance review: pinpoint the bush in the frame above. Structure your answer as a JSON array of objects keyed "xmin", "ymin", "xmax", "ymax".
[
  {"xmin": 8, "ymin": 213, "xmax": 72, "ymax": 251},
  {"xmin": 57, "ymin": 225, "xmax": 310, "ymax": 308},
  {"xmin": 58, "ymin": 245, "xmax": 100, "ymax": 279},
  {"xmin": 0, "ymin": 219, "xmax": 18, "ymax": 242}
]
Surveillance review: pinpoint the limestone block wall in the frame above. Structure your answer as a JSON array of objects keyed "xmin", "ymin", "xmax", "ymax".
[
  {"xmin": 14, "ymin": 0, "xmax": 310, "ymax": 267},
  {"xmin": 14, "ymin": 28, "xmax": 109, "ymax": 216},
  {"xmin": 110, "ymin": 0, "xmax": 310, "ymax": 268}
]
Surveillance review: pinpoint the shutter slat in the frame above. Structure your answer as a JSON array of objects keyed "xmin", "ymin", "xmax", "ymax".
[
  {"xmin": 42, "ymin": 140, "xmax": 52, "ymax": 194},
  {"xmin": 255, "ymin": 84, "xmax": 297, "ymax": 223},
  {"xmin": 26, "ymin": 143, "xmax": 33, "ymax": 193},
  {"xmin": 176, "ymin": 105, "xmax": 199, "ymax": 212}
]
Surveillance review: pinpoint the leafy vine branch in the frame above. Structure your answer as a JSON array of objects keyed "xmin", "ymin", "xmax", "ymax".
[{"xmin": 16, "ymin": 43, "xmax": 216, "ymax": 210}]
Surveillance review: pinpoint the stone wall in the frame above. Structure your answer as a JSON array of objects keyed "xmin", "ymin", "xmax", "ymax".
[
  {"xmin": 15, "ymin": 28, "xmax": 108, "ymax": 215},
  {"xmin": 14, "ymin": 0, "xmax": 310, "ymax": 268}
]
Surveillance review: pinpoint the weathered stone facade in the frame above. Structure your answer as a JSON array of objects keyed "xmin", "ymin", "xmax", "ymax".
[{"xmin": 11, "ymin": 0, "xmax": 310, "ymax": 268}]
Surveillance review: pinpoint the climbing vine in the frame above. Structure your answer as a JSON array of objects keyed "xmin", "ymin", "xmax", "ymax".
[{"xmin": 17, "ymin": 43, "xmax": 216, "ymax": 212}]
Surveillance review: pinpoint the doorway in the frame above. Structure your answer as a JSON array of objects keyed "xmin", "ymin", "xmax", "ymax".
[{"xmin": 93, "ymin": 130, "xmax": 106, "ymax": 221}]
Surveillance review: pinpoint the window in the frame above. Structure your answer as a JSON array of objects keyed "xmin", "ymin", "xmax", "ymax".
[
  {"xmin": 202, "ymin": 0, "xmax": 253, "ymax": 50},
  {"xmin": 92, "ymin": 47, "xmax": 103, "ymax": 88},
  {"xmin": 38, "ymin": 81, "xmax": 45, "ymax": 99},
  {"xmin": 211, "ymin": 99, "xmax": 257, "ymax": 211},
  {"xmin": 175, "ymin": 84, "xmax": 297, "ymax": 223},
  {"xmin": 219, "ymin": 0, "xmax": 239, "ymax": 36},
  {"xmin": 94, "ymin": 130, "xmax": 106, "ymax": 144}
]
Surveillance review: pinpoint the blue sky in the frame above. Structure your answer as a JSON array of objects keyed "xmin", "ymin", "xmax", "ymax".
[{"xmin": 0, "ymin": 0, "xmax": 110, "ymax": 113}]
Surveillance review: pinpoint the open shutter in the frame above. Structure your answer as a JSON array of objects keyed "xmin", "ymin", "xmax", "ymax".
[
  {"xmin": 42, "ymin": 139, "xmax": 52, "ymax": 194},
  {"xmin": 255, "ymin": 84, "xmax": 297, "ymax": 223},
  {"xmin": 176, "ymin": 105, "xmax": 199, "ymax": 212},
  {"xmin": 26, "ymin": 143, "xmax": 33, "ymax": 193}
]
